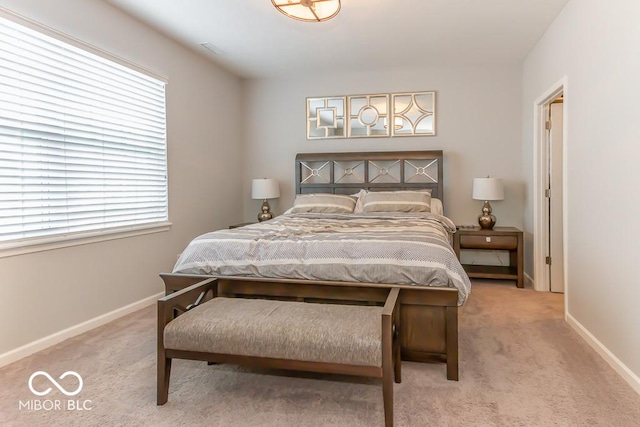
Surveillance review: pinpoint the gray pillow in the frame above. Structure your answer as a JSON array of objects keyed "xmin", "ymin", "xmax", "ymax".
[
  {"xmin": 362, "ymin": 190, "xmax": 431, "ymax": 213},
  {"xmin": 289, "ymin": 194, "xmax": 357, "ymax": 214}
]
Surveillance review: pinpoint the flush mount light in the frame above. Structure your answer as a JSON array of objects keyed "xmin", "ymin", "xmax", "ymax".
[{"xmin": 272, "ymin": 0, "xmax": 341, "ymax": 23}]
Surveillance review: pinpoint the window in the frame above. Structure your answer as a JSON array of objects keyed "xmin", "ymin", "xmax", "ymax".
[{"xmin": 0, "ymin": 15, "xmax": 169, "ymax": 254}]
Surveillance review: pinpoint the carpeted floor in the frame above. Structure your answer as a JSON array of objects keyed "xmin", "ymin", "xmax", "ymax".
[{"xmin": 1, "ymin": 280, "xmax": 639, "ymax": 426}]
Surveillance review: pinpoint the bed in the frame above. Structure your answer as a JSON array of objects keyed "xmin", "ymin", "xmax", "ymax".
[{"xmin": 160, "ymin": 150, "xmax": 470, "ymax": 380}]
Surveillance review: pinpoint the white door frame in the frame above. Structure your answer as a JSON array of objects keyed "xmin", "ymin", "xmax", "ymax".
[{"xmin": 532, "ymin": 77, "xmax": 569, "ymax": 311}]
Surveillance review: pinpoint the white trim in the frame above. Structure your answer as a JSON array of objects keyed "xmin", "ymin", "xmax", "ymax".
[
  {"xmin": 0, "ymin": 291, "xmax": 164, "ymax": 368},
  {"xmin": 561, "ymin": 83, "xmax": 570, "ymax": 316},
  {"xmin": 567, "ymin": 313, "xmax": 640, "ymax": 395},
  {"xmin": 532, "ymin": 76, "xmax": 569, "ymax": 315},
  {"xmin": 0, "ymin": 222, "xmax": 172, "ymax": 259},
  {"xmin": 532, "ymin": 91, "xmax": 547, "ymax": 292},
  {"xmin": 0, "ymin": 7, "xmax": 168, "ymax": 83},
  {"xmin": 524, "ymin": 272, "xmax": 534, "ymax": 289}
]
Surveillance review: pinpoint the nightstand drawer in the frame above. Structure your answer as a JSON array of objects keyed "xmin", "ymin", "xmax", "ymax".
[{"xmin": 459, "ymin": 235, "xmax": 518, "ymax": 249}]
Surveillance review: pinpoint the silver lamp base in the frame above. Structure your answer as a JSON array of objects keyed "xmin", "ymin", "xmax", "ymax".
[
  {"xmin": 478, "ymin": 200, "xmax": 496, "ymax": 229},
  {"xmin": 257, "ymin": 199, "xmax": 273, "ymax": 222}
]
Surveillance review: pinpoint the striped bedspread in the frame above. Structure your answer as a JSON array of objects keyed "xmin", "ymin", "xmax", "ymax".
[{"xmin": 173, "ymin": 213, "xmax": 471, "ymax": 305}]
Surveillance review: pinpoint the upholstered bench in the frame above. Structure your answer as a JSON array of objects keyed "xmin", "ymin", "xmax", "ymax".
[{"xmin": 157, "ymin": 278, "xmax": 401, "ymax": 427}]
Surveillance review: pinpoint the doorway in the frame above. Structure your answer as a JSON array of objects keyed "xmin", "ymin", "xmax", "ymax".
[
  {"xmin": 533, "ymin": 78, "xmax": 567, "ymax": 297},
  {"xmin": 547, "ymin": 97, "xmax": 564, "ymax": 293}
]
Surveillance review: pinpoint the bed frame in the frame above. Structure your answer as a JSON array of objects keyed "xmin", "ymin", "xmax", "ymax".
[{"xmin": 160, "ymin": 150, "xmax": 460, "ymax": 380}]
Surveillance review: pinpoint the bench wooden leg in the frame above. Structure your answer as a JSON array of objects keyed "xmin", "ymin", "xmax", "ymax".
[
  {"xmin": 157, "ymin": 355, "xmax": 172, "ymax": 405},
  {"xmin": 394, "ymin": 338, "xmax": 402, "ymax": 384},
  {"xmin": 382, "ymin": 358, "xmax": 394, "ymax": 427},
  {"xmin": 382, "ymin": 370, "xmax": 393, "ymax": 427},
  {"xmin": 382, "ymin": 321, "xmax": 394, "ymax": 426}
]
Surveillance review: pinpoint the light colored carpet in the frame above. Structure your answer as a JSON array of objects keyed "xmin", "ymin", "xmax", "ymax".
[{"xmin": 1, "ymin": 280, "xmax": 639, "ymax": 426}]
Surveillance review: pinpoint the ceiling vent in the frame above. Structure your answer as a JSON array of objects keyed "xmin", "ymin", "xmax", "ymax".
[{"xmin": 199, "ymin": 42, "xmax": 223, "ymax": 55}]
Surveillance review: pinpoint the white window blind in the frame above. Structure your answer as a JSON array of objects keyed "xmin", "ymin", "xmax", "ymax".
[{"xmin": 0, "ymin": 16, "xmax": 168, "ymax": 249}]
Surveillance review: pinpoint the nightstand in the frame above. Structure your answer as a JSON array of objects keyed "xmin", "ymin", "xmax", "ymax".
[
  {"xmin": 453, "ymin": 226, "xmax": 523, "ymax": 288},
  {"xmin": 228, "ymin": 222, "xmax": 256, "ymax": 229}
]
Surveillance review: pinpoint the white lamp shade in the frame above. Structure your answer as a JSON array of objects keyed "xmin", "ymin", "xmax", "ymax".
[
  {"xmin": 472, "ymin": 178, "xmax": 504, "ymax": 201},
  {"xmin": 252, "ymin": 178, "xmax": 280, "ymax": 200}
]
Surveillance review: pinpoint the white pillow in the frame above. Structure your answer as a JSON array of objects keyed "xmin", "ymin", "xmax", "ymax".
[
  {"xmin": 288, "ymin": 193, "xmax": 357, "ymax": 214},
  {"xmin": 362, "ymin": 190, "xmax": 432, "ymax": 213},
  {"xmin": 430, "ymin": 198, "xmax": 443, "ymax": 216},
  {"xmin": 353, "ymin": 190, "xmax": 443, "ymax": 215},
  {"xmin": 352, "ymin": 189, "xmax": 366, "ymax": 213}
]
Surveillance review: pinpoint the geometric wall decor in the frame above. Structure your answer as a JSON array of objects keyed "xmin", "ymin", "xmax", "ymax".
[
  {"xmin": 392, "ymin": 92, "xmax": 436, "ymax": 136},
  {"xmin": 347, "ymin": 94, "xmax": 390, "ymax": 138},
  {"xmin": 307, "ymin": 96, "xmax": 346, "ymax": 139},
  {"xmin": 306, "ymin": 91, "xmax": 436, "ymax": 139}
]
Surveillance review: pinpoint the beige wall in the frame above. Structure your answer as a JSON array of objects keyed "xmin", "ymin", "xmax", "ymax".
[
  {"xmin": 523, "ymin": 0, "xmax": 640, "ymax": 379},
  {"xmin": 242, "ymin": 65, "xmax": 525, "ymax": 228},
  {"xmin": 0, "ymin": 0, "xmax": 244, "ymax": 355}
]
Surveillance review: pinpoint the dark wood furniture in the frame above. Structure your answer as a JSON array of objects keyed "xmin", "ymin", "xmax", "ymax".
[
  {"xmin": 228, "ymin": 222, "xmax": 255, "ymax": 229},
  {"xmin": 161, "ymin": 150, "xmax": 463, "ymax": 380},
  {"xmin": 453, "ymin": 226, "xmax": 524, "ymax": 288},
  {"xmin": 157, "ymin": 278, "xmax": 401, "ymax": 427},
  {"xmin": 295, "ymin": 150, "xmax": 443, "ymax": 201}
]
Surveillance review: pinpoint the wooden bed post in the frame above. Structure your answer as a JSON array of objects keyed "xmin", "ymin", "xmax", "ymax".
[{"xmin": 446, "ymin": 306, "xmax": 459, "ymax": 381}]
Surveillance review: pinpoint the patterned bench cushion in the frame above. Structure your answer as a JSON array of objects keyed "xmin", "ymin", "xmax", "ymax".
[{"xmin": 164, "ymin": 297, "xmax": 383, "ymax": 367}]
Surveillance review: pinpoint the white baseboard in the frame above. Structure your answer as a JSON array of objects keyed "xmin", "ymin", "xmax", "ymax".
[
  {"xmin": 566, "ymin": 313, "xmax": 640, "ymax": 395},
  {"xmin": 0, "ymin": 291, "xmax": 164, "ymax": 368},
  {"xmin": 524, "ymin": 272, "xmax": 534, "ymax": 289}
]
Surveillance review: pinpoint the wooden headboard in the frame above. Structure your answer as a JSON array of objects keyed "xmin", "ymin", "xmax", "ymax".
[{"xmin": 295, "ymin": 150, "xmax": 444, "ymax": 203}]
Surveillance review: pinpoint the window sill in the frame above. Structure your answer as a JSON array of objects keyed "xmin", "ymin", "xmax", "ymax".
[{"xmin": 0, "ymin": 221, "xmax": 172, "ymax": 259}]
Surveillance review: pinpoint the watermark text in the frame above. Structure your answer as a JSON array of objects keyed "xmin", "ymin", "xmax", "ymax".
[{"xmin": 19, "ymin": 370, "xmax": 93, "ymax": 411}]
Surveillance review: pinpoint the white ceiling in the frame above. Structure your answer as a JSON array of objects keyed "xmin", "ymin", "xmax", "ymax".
[{"xmin": 105, "ymin": 0, "xmax": 569, "ymax": 79}]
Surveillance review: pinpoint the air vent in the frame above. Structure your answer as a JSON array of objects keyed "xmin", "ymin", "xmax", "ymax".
[{"xmin": 199, "ymin": 42, "xmax": 223, "ymax": 55}]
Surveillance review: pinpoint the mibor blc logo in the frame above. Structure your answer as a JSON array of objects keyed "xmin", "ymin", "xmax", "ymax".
[
  {"xmin": 19, "ymin": 371, "xmax": 93, "ymax": 411},
  {"xmin": 28, "ymin": 371, "xmax": 83, "ymax": 396}
]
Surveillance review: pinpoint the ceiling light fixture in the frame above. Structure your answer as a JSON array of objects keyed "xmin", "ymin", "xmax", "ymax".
[{"xmin": 272, "ymin": 0, "xmax": 341, "ymax": 23}]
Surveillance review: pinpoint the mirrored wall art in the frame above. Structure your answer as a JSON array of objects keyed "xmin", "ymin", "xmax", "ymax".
[
  {"xmin": 306, "ymin": 91, "xmax": 436, "ymax": 139},
  {"xmin": 392, "ymin": 92, "xmax": 436, "ymax": 136},
  {"xmin": 307, "ymin": 96, "xmax": 346, "ymax": 139},
  {"xmin": 347, "ymin": 94, "xmax": 390, "ymax": 138}
]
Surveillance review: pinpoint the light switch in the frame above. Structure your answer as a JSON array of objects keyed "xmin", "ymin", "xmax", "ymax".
[{"xmin": 485, "ymin": 237, "xmax": 491, "ymax": 243}]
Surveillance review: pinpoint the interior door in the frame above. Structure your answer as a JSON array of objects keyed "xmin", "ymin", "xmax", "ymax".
[{"xmin": 549, "ymin": 101, "xmax": 564, "ymax": 293}]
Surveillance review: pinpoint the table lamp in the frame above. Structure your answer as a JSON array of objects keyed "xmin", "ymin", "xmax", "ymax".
[
  {"xmin": 252, "ymin": 178, "xmax": 280, "ymax": 221},
  {"xmin": 472, "ymin": 177, "xmax": 504, "ymax": 229}
]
